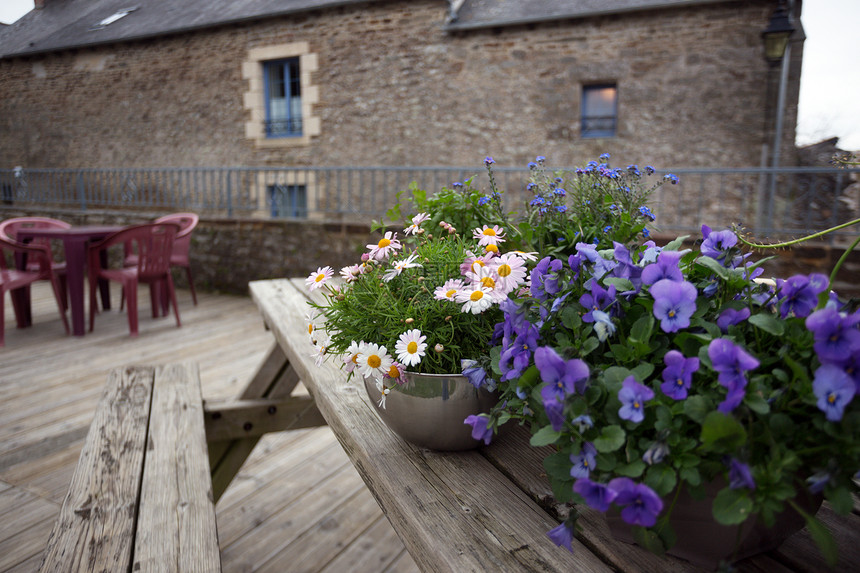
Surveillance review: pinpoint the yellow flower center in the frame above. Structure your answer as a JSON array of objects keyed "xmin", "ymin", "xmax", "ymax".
[
  {"xmin": 668, "ymin": 310, "xmax": 676, "ymax": 318},
  {"xmin": 388, "ymin": 365, "xmax": 400, "ymax": 378},
  {"xmin": 307, "ymin": 324, "xmax": 314, "ymax": 334},
  {"xmin": 633, "ymin": 401, "xmax": 640, "ymax": 409},
  {"xmin": 446, "ymin": 288, "xmax": 457, "ymax": 298},
  {"xmin": 470, "ymin": 291, "xmax": 484, "ymax": 302},
  {"xmin": 378, "ymin": 237, "xmax": 391, "ymax": 248},
  {"xmin": 483, "ymin": 228, "xmax": 497, "ymax": 236},
  {"xmin": 367, "ymin": 354, "xmax": 382, "ymax": 368},
  {"xmin": 474, "ymin": 260, "xmax": 485, "ymax": 268},
  {"xmin": 481, "ymin": 277, "xmax": 496, "ymax": 289},
  {"xmin": 407, "ymin": 341, "xmax": 418, "ymax": 354},
  {"xmin": 314, "ymin": 273, "xmax": 325, "ymax": 283},
  {"xmin": 828, "ymin": 393, "xmax": 836, "ymax": 404},
  {"xmin": 351, "ymin": 355, "xmax": 358, "ymax": 364},
  {"xmin": 676, "ymin": 378, "xmax": 684, "ymax": 387},
  {"xmin": 497, "ymin": 263, "xmax": 512, "ymax": 277},
  {"xmin": 485, "ymin": 244, "xmax": 499, "ymax": 254}
]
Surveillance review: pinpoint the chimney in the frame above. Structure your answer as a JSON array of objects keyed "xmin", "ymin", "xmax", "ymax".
[{"xmin": 34, "ymin": 0, "xmax": 46, "ymax": 9}]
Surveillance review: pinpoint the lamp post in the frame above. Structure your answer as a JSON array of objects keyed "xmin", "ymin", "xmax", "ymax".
[{"xmin": 761, "ymin": 1, "xmax": 795, "ymax": 232}]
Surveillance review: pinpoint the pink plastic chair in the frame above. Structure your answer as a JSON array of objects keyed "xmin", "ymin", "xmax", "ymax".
[
  {"xmin": 0, "ymin": 236, "xmax": 70, "ymax": 346},
  {"xmin": 123, "ymin": 212, "xmax": 198, "ymax": 309},
  {"xmin": 88, "ymin": 223, "xmax": 181, "ymax": 337},
  {"xmin": 0, "ymin": 217, "xmax": 70, "ymax": 309}
]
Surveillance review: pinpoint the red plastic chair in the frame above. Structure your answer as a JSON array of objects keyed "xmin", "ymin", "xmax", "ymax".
[
  {"xmin": 0, "ymin": 217, "xmax": 70, "ymax": 309},
  {"xmin": 0, "ymin": 237, "xmax": 70, "ymax": 346},
  {"xmin": 123, "ymin": 212, "xmax": 198, "ymax": 308},
  {"xmin": 88, "ymin": 223, "xmax": 182, "ymax": 337}
]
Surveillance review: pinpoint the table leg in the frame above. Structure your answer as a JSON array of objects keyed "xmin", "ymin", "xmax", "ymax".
[
  {"xmin": 62, "ymin": 237, "xmax": 90, "ymax": 337},
  {"xmin": 9, "ymin": 251, "xmax": 33, "ymax": 328}
]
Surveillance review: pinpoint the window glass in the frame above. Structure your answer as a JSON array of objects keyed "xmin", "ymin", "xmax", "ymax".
[
  {"xmin": 265, "ymin": 58, "xmax": 302, "ymax": 137},
  {"xmin": 269, "ymin": 184, "xmax": 307, "ymax": 218},
  {"xmin": 581, "ymin": 84, "xmax": 617, "ymax": 138}
]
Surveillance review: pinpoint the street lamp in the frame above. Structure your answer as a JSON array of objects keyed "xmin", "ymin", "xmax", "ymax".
[
  {"xmin": 760, "ymin": 1, "xmax": 795, "ymax": 231},
  {"xmin": 762, "ymin": 2, "xmax": 795, "ymax": 66}
]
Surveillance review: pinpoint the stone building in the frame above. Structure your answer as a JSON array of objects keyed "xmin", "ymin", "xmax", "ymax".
[{"xmin": 0, "ymin": 0, "xmax": 803, "ymax": 174}]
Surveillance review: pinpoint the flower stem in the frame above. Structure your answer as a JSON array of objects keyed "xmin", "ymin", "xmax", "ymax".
[{"xmin": 736, "ymin": 218, "xmax": 860, "ymax": 250}]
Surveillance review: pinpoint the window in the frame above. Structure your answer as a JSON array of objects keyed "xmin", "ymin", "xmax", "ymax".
[
  {"xmin": 581, "ymin": 84, "xmax": 618, "ymax": 138},
  {"xmin": 264, "ymin": 58, "xmax": 302, "ymax": 137},
  {"xmin": 243, "ymin": 42, "xmax": 320, "ymax": 148},
  {"xmin": 269, "ymin": 184, "xmax": 307, "ymax": 218}
]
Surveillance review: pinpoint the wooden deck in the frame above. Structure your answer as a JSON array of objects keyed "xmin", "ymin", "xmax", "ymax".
[{"xmin": 0, "ymin": 282, "xmax": 419, "ymax": 573}]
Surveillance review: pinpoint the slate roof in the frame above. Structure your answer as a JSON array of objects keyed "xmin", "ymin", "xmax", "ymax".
[
  {"xmin": 0, "ymin": 0, "xmax": 390, "ymax": 59},
  {"xmin": 0, "ymin": 0, "xmax": 743, "ymax": 59},
  {"xmin": 446, "ymin": 0, "xmax": 741, "ymax": 30}
]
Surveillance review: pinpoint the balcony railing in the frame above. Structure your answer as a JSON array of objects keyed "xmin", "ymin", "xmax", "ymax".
[{"xmin": 1, "ymin": 165, "xmax": 858, "ymax": 242}]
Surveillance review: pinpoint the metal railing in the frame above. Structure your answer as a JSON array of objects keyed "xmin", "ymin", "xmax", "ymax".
[{"xmin": 1, "ymin": 165, "xmax": 858, "ymax": 242}]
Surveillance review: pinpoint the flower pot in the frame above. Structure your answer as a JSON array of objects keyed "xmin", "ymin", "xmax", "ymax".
[
  {"xmin": 363, "ymin": 371, "xmax": 498, "ymax": 451},
  {"xmin": 605, "ymin": 480, "xmax": 822, "ymax": 570}
]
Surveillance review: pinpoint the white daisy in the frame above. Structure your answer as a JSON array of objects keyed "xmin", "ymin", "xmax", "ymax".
[
  {"xmin": 357, "ymin": 342, "xmax": 394, "ymax": 381},
  {"xmin": 343, "ymin": 340, "xmax": 361, "ymax": 373},
  {"xmin": 305, "ymin": 266, "xmax": 333, "ymax": 291},
  {"xmin": 472, "ymin": 224, "xmax": 506, "ymax": 247},
  {"xmin": 433, "ymin": 278, "xmax": 464, "ymax": 301},
  {"xmin": 466, "ymin": 264, "xmax": 507, "ymax": 302},
  {"xmin": 404, "ymin": 212, "xmax": 430, "ymax": 235},
  {"xmin": 366, "ymin": 231, "xmax": 401, "ymax": 261},
  {"xmin": 383, "ymin": 252, "xmax": 422, "ymax": 282},
  {"xmin": 340, "ymin": 264, "xmax": 362, "ymax": 283},
  {"xmin": 395, "ymin": 329, "xmax": 427, "ymax": 367},
  {"xmin": 513, "ymin": 250, "xmax": 539, "ymax": 262},
  {"xmin": 455, "ymin": 285, "xmax": 495, "ymax": 314},
  {"xmin": 305, "ymin": 310, "xmax": 319, "ymax": 342},
  {"xmin": 491, "ymin": 253, "xmax": 528, "ymax": 293},
  {"xmin": 310, "ymin": 334, "xmax": 329, "ymax": 367}
]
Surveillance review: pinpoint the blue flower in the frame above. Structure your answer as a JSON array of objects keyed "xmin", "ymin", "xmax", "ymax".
[
  {"xmin": 618, "ymin": 376, "xmax": 654, "ymax": 423},
  {"xmin": 530, "ymin": 257, "xmax": 564, "ymax": 301},
  {"xmin": 728, "ymin": 458, "xmax": 756, "ymax": 490},
  {"xmin": 572, "ymin": 414, "xmax": 594, "ymax": 433},
  {"xmin": 663, "ymin": 173, "xmax": 679, "ymax": 184},
  {"xmin": 461, "ymin": 359, "xmax": 492, "ymax": 389},
  {"xmin": 603, "ymin": 225, "xmax": 612, "ymax": 233},
  {"xmin": 599, "ymin": 152, "xmax": 611, "ymax": 160},
  {"xmin": 805, "ymin": 307, "xmax": 860, "ymax": 362},
  {"xmin": 535, "ymin": 155, "xmax": 546, "ymax": 165},
  {"xmin": 570, "ymin": 442, "xmax": 597, "ymax": 478},
  {"xmin": 579, "ymin": 281, "xmax": 616, "ymax": 323},
  {"xmin": 813, "ymin": 364, "xmax": 855, "ymax": 422},
  {"xmin": 546, "ymin": 521, "xmax": 574, "ymax": 552},
  {"xmin": 700, "ymin": 225, "xmax": 739, "ymax": 266},
  {"xmin": 592, "ymin": 310, "xmax": 616, "ymax": 341},
  {"xmin": 574, "ymin": 477, "xmax": 617, "ymax": 511},
  {"xmin": 776, "ymin": 273, "xmax": 829, "ymax": 319},
  {"xmin": 807, "ymin": 471, "xmax": 833, "ymax": 494},
  {"xmin": 528, "ymin": 161, "xmax": 538, "ymax": 170},
  {"xmin": 477, "ymin": 196, "xmax": 491, "ymax": 206},
  {"xmin": 608, "ymin": 478, "xmax": 663, "ymax": 527},
  {"xmin": 660, "ymin": 350, "xmax": 699, "ymax": 400},
  {"xmin": 716, "ymin": 307, "xmax": 751, "ymax": 332},
  {"xmin": 650, "ymin": 279, "xmax": 698, "ymax": 333},
  {"xmin": 555, "ymin": 205, "xmax": 567, "ymax": 213},
  {"xmin": 535, "ymin": 346, "xmax": 590, "ymax": 399},
  {"xmin": 642, "ymin": 441, "xmax": 670, "ymax": 465},
  {"xmin": 641, "ymin": 250, "xmax": 684, "ymax": 285},
  {"xmin": 484, "ymin": 156, "xmax": 495, "ymax": 166},
  {"xmin": 708, "ymin": 338, "xmax": 759, "ymax": 413},
  {"xmin": 464, "ymin": 414, "xmax": 493, "ymax": 445},
  {"xmin": 627, "ymin": 164, "xmax": 641, "ymax": 176}
]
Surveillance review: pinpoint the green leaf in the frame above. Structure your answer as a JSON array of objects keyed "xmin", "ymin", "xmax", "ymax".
[
  {"xmin": 593, "ymin": 425, "xmax": 626, "ymax": 452},
  {"xmin": 645, "ymin": 465, "xmax": 678, "ymax": 497},
  {"xmin": 700, "ymin": 411, "xmax": 747, "ymax": 453},
  {"xmin": 631, "ymin": 362, "xmax": 655, "ymax": 382},
  {"xmin": 530, "ymin": 425, "xmax": 562, "ymax": 447},
  {"xmin": 748, "ymin": 312, "xmax": 785, "ymax": 336},
  {"xmin": 662, "ymin": 236, "xmax": 689, "ymax": 251},
  {"xmin": 744, "ymin": 392, "xmax": 770, "ymax": 415},
  {"xmin": 632, "ymin": 526, "xmax": 666, "ymax": 556},
  {"xmin": 580, "ymin": 336, "xmax": 600, "ymax": 357},
  {"xmin": 796, "ymin": 508, "xmax": 838, "ymax": 567},
  {"xmin": 683, "ymin": 395, "xmax": 710, "ymax": 424},
  {"xmin": 603, "ymin": 277, "xmax": 635, "ymax": 292},
  {"xmin": 615, "ymin": 459, "xmax": 647, "ymax": 477},
  {"xmin": 560, "ymin": 305, "xmax": 582, "ymax": 330},
  {"xmin": 543, "ymin": 451, "xmax": 573, "ymax": 481},
  {"xmin": 679, "ymin": 467, "xmax": 701, "ymax": 486},
  {"xmin": 827, "ymin": 485, "xmax": 855, "ymax": 515},
  {"xmin": 695, "ymin": 256, "xmax": 732, "ymax": 280},
  {"xmin": 630, "ymin": 315, "xmax": 655, "ymax": 343},
  {"xmin": 712, "ymin": 487, "xmax": 754, "ymax": 525}
]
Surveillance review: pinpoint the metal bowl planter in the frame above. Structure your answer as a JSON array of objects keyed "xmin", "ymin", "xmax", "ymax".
[{"xmin": 363, "ymin": 371, "xmax": 498, "ymax": 451}]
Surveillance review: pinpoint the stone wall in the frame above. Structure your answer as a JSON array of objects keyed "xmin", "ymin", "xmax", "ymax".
[
  {"xmin": 0, "ymin": 0, "xmax": 797, "ymax": 176},
  {"xmin": 3, "ymin": 207, "xmax": 857, "ymax": 299}
]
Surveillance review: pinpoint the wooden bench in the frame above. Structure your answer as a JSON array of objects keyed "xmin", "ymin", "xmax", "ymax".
[{"xmin": 39, "ymin": 363, "xmax": 221, "ymax": 572}]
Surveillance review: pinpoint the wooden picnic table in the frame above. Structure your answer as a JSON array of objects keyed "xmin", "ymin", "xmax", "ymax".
[{"xmin": 248, "ymin": 277, "xmax": 860, "ymax": 573}]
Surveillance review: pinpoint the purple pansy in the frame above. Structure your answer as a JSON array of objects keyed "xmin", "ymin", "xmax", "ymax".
[
  {"xmin": 650, "ymin": 279, "xmax": 698, "ymax": 333},
  {"xmin": 708, "ymin": 339, "xmax": 759, "ymax": 413},
  {"xmin": 546, "ymin": 521, "xmax": 575, "ymax": 552},
  {"xmin": 543, "ymin": 397, "xmax": 566, "ymax": 432},
  {"xmin": 531, "ymin": 257, "xmax": 564, "ymax": 301},
  {"xmin": 535, "ymin": 346, "xmax": 590, "ymax": 399},
  {"xmin": 805, "ymin": 307, "xmax": 860, "ymax": 363},
  {"xmin": 716, "ymin": 307, "xmax": 751, "ymax": 332},
  {"xmin": 573, "ymin": 478, "xmax": 618, "ymax": 512},
  {"xmin": 570, "ymin": 442, "xmax": 597, "ymax": 478},
  {"xmin": 776, "ymin": 273, "xmax": 829, "ymax": 319},
  {"xmin": 461, "ymin": 360, "xmax": 492, "ymax": 389},
  {"xmin": 812, "ymin": 364, "xmax": 856, "ymax": 422},
  {"xmin": 464, "ymin": 414, "xmax": 493, "ymax": 445},
  {"xmin": 727, "ymin": 458, "xmax": 756, "ymax": 490},
  {"xmin": 701, "ymin": 225, "xmax": 739, "ymax": 267},
  {"xmin": 608, "ymin": 477, "xmax": 664, "ymax": 527},
  {"xmin": 641, "ymin": 250, "xmax": 684, "ymax": 285},
  {"xmin": 660, "ymin": 350, "xmax": 700, "ymax": 400},
  {"xmin": 579, "ymin": 281, "xmax": 617, "ymax": 323},
  {"xmin": 576, "ymin": 242, "xmax": 617, "ymax": 280},
  {"xmin": 618, "ymin": 376, "xmax": 655, "ymax": 423}
]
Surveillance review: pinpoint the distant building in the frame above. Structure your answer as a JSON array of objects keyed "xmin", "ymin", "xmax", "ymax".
[{"xmin": 0, "ymin": 0, "xmax": 803, "ymax": 172}]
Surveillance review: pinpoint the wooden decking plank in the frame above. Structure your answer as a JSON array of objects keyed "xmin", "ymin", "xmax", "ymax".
[
  {"xmin": 134, "ymin": 363, "xmax": 221, "ymax": 573},
  {"xmin": 38, "ymin": 366, "xmax": 155, "ymax": 572},
  {"xmin": 317, "ymin": 514, "xmax": 410, "ymax": 573},
  {"xmin": 0, "ymin": 515, "xmax": 57, "ymax": 571}
]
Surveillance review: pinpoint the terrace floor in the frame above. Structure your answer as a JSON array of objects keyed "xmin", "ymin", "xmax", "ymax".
[{"xmin": 0, "ymin": 282, "xmax": 419, "ymax": 573}]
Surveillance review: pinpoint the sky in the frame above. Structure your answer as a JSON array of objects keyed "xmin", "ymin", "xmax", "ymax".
[{"xmin": 1, "ymin": 0, "xmax": 858, "ymax": 150}]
